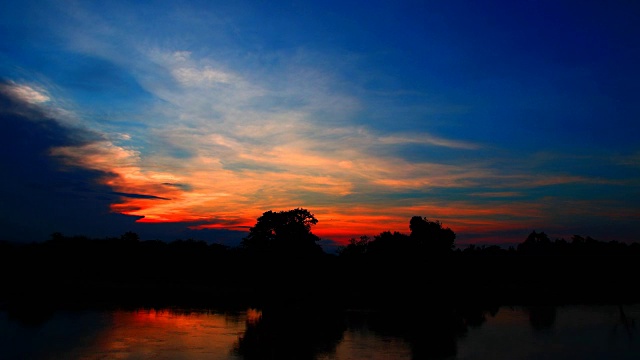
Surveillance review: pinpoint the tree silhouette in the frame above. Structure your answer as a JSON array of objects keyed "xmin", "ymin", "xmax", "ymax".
[
  {"xmin": 240, "ymin": 208, "xmax": 323, "ymax": 257},
  {"xmin": 5, "ymin": 210, "xmax": 640, "ymax": 311},
  {"xmin": 234, "ymin": 305, "xmax": 346, "ymax": 360},
  {"xmin": 336, "ymin": 235, "xmax": 371, "ymax": 258},
  {"xmin": 366, "ymin": 231, "xmax": 411, "ymax": 258},
  {"xmin": 120, "ymin": 231, "xmax": 140, "ymax": 242},
  {"xmin": 517, "ymin": 231, "xmax": 552, "ymax": 255},
  {"xmin": 409, "ymin": 216, "xmax": 456, "ymax": 253}
]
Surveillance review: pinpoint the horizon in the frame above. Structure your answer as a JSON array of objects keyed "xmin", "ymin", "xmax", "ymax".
[{"xmin": 1, "ymin": 1, "xmax": 639, "ymax": 249}]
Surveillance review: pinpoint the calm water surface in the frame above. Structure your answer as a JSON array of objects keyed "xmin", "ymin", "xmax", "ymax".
[{"xmin": 1, "ymin": 304, "xmax": 638, "ymax": 359}]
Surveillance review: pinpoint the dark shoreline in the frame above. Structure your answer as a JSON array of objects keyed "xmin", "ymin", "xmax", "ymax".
[
  {"xmin": 3, "ymin": 236, "xmax": 640, "ymax": 315},
  {"xmin": 3, "ymin": 256, "xmax": 639, "ymax": 313}
]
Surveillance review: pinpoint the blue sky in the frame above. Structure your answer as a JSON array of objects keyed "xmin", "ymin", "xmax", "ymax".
[{"xmin": 1, "ymin": 0, "xmax": 639, "ymax": 248}]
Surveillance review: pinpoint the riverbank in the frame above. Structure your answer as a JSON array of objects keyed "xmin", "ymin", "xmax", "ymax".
[{"xmin": 3, "ymin": 254, "xmax": 639, "ymax": 313}]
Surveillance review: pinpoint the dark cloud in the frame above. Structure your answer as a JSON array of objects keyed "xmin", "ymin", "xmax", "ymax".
[
  {"xmin": 0, "ymin": 81, "xmax": 139, "ymax": 241},
  {"xmin": 0, "ymin": 80, "xmax": 242, "ymax": 245},
  {"xmin": 162, "ymin": 182, "xmax": 193, "ymax": 191},
  {"xmin": 110, "ymin": 192, "xmax": 171, "ymax": 200}
]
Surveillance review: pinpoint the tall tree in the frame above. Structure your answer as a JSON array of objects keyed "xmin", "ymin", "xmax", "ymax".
[
  {"xmin": 241, "ymin": 208, "xmax": 323, "ymax": 256},
  {"xmin": 409, "ymin": 216, "xmax": 456, "ymax": 253}
]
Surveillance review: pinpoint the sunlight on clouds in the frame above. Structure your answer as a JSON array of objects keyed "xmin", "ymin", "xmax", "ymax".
[
  {"xmin": 152, "ymin": 49, "xmax": 240, "ymax": 90},
  {"xmin": 1, "ymin": 0, "xmax": 635, "ymax": 248},
  {"xmin": 502, "ymin": 174, "xmax": 606, "ymax": 188},
  {"xmin": 369, "ymin": 161, "xmax": 487, "ymax": 189},
  {"xmin": 309, "ymin": 200, "xmax": 547, "ymax": 242},
  {"xmin": 418, "ymin": 202, "xmax": 540, "ymax": 236},
  {"xmin": 51, "ymin": 141, "xmax": 140, "ymax": 170},
  {"xmin": 469, "ymin": 191, "xmax": 523, "ymax": 198},
  {"xmin": 338, "ymin": 161, "xmax": 353, "ymax": 169},
  {"xmin": 30, "ymin": 44, "xmax": 579, "ymax": 243},
  {"xmin": 173, "ymin": 66, "xmax": 234, "ymax": 86},
  {"xmin": 0, "ymin": 82, "xmax": 50, "ymax": 104},
  {"xmin": 116, "ymin": 133, "xmax": 132, "ymax": 141},
  {"xmin": 378, "ymin": 134, "xmax": 480, "ymax": 150},
  {"xmin": 50, "ymin": 140, "xmax": 186, "ymax": 212},
  {"xmin": 229, "ymin": 110, "xmax": 311, "ymax": 139}
]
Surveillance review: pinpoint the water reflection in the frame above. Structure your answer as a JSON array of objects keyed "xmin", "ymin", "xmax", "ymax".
[
  {"xmin": 1, "ymin": 308, "xmax": 110, "ymax": 359},
  {"xmin": 1, "ymin": 307, "xmax": 247, "ymax": 360},
  {"xmin": 1, "ymin": 304, "xmax": 639, "ymax": 359},
  {"xmin": 234, "ymin": 305, "xmax": 346, "ymax": 359},
  {"xmin": 90, "ymin": 308, "xmax": 247, "ymax": 359},
  {"xmin": 526, "ymin": 305, "xmax": 557, "ymax": 331},
  {"xmin": 364, "ymin": 307, "xmax": 464, "ymax": 359},
  {"xmin": 456, "ymin": 304, "xmax": 640, "ymax": 360}
]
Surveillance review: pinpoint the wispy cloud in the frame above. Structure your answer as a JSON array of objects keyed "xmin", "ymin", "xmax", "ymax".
[
  {"xmin": 469, "ymin": 191, "xmax": 523, "ymax": 198},
  {"xmin": 617, "ymin": 152, "xmax": 640, "ymax": 168},
  {"xmin": 5, "ymin": 1, "xmax": 638, "ymax": 246},
  {"xmin": 0, "ymin": 82, "xmax": 50, "ymax": 104},
  {"xmin": 34, "ymin": 45, "xmax": 630, "ymax": 241},
  {"xmin": 378, "ymin": 133, "xmax": 480, "ymax": 150}
]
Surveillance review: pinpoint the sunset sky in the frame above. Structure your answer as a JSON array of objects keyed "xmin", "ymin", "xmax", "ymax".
[{"xmin": 1, "ymin": 1, "xmax": 639, "ymax": 249}]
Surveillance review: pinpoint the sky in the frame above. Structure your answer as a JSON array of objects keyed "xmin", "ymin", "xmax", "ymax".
[{"xmin": 1, "ymin": 0, "xmax": 639, "ymax": 250}]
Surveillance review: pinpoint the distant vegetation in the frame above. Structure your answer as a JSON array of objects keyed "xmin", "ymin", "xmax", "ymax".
[{"xmin": 1, "ymin": 208, "xmax": 639, "ymax": 311}]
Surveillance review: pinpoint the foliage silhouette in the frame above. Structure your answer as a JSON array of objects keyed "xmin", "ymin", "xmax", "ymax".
[
  {"xmin": 2, "ymin": 211, "xmax": 640, "ymax": 360},
  {"xmin": 2, "ymin": 210, "xmax": 640, "ymax": 312},
  {"xmin": 409, "ymin": 216, "xmax": 456, "ymax": 253},
  {"xmin": 367, "ymin": 230, "xmax": 411, "ymax": 258},
  {"xmin": 335, "ymin": 235, "xmax": 370, "ymax": 258},
  {"xmin": 240, "ymin": 208, "xmax": 323, "ymax": 258},
  {"xmin": 338, "ymin": 216, "xmax": 456, "ymax": 264}
]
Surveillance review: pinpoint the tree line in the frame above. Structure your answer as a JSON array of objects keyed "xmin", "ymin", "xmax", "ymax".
[
  {"xmin": 2, "ymin": 208, "xmax": 637, "ymax": 259},
  {"xmin": 1, "ymin": 208, "xmax": 639, "ymax": 310}
]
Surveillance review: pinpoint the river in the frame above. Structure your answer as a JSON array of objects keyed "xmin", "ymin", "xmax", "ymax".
[{"xmin": 1, "ymin": 303, "xmax": 638, "ymax": 359}]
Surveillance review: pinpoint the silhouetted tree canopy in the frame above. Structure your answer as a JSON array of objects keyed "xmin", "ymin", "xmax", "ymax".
[
  {"xmin": 4, "ymin": 209, "xmax": 640, "ymax": 310},
  {"xmin": 338, "ymin": 217, "xmax": 456, "ymax": 261},
  {"xmin": 120, "ymin": 231, "xmax": 140, "ymax": 242},
  {"xmin": 367, "ymin": 231, "xmax": 411, "ymax": 257},
  {"xmin": 336, "ymin": 236, "xmax": 371, "ymax": 258},
  {"xmin": 517, "ymin": 230, "xmax": 551, "ymax": 255},
  {"xmin": 409, "ymin": 216, "xmax": 456, "ymax": 253},
  {"xmin": 240, "ymin": 208, "xmax": 323, "ymax": 257}
]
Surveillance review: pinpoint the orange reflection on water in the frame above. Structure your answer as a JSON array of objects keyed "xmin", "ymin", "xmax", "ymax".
[
  {"xmin": 79, "ymin": 308, "xmax": 248, "ymax": 360},
  {"xmin": 245, "ymin": 308, "xmax": 262, "ymax": 325},
  {"xmin": 327, "ymin": 330, "xmax": 413, "ymax": 360}
]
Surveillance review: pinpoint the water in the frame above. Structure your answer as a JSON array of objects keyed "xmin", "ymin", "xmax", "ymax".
[{"xmin": 1, "ymin": 304, "xmax": 638, "ymax": 359}]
